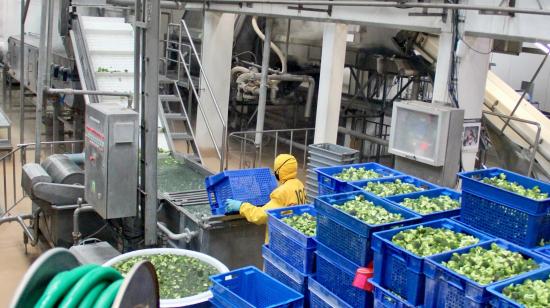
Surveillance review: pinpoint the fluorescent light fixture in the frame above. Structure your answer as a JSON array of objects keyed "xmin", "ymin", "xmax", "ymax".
[{"xmin": 535, "ymin": 42, "xmax": 550, "ymax": 54}]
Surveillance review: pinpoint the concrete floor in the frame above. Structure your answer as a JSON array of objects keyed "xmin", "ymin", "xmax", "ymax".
[{"xmin": 0, "ymin": 81, "xmax": 44, "ymax": 306}]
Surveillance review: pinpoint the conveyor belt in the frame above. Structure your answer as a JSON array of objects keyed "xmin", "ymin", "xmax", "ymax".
[
  {"xmin": 71, "ymin": 15, "xmax": 169, "ymax": 150},
  {"xmin": 72, "ymin": 16, "xmax": 134, "ymax": 106},
  {"xmin": 414, "ymin": 34, "xmax": 550, "ymax": 179}
]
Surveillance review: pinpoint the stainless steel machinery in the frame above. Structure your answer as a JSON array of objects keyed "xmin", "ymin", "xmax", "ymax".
[
  {"xmin": 84, "ymin": 103, "xmax": 139, "ymax": 219},
  {"xmin": 21, "ymin": 154, "xmax": 115, "ymax": 247}
]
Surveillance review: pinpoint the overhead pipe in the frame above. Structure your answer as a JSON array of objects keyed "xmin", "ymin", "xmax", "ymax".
[
  {"xmin": 191, "ymin": 0, "xmax": 550, "ymax": 16},
  {"xmin": 251, "ymin": 16, "xmax": 287, "ymax": 74},
  {"xmin": 338, "ymin": 126, "xmax": 389, "ymax": 146},
  {"xmin": 106, "ymin": 0, "xmax": 550, "ymax": 16},
  {"xmin": 234, "ymin": 71, "xmax": 316, "ymax": 118},
  {"xmin": 268, "ymin": 74, "xmax": 316, "ymax": 118},
  {"xmin": 106, "ymin": 0, "xmax": 183, "ymax": 9},
  {"xmin": 255, "ymin": 18, "xmax": 273, "ymax": 145}
]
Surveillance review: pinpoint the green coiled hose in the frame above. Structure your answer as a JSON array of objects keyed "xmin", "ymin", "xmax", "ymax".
[{"xmin": 34, "ymin": 265, "xmax": 124, "ymax": 308}]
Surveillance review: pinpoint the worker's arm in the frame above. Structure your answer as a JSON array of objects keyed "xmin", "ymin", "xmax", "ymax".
[{"xmin": 239, "ymin": 190, "xmax": 286, "ymax": 225}]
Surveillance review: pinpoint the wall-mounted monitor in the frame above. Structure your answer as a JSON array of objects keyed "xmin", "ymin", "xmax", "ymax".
[{"xmin": 389, "ymin": 100, "xmax": 464, "ymax": 167}]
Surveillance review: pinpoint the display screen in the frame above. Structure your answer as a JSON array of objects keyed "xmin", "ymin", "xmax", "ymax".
[{"xmin": 392, "ymin": 108, "xmax": 439, "ymax": 161}]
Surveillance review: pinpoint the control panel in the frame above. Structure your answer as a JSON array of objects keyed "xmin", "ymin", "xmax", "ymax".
[{"xmin": 85, "ymin": 103, "xmax": 138, "ymax": 219}]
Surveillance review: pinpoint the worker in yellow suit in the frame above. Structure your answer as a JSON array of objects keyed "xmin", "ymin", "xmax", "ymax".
[{"xmin": 224, "ymin": 154, "xmax": 307, "ymax": 227}]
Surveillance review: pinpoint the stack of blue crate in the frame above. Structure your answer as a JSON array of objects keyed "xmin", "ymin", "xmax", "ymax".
[
  {"xmin": 313, "ymin": 190, "xmax": 421, "ymax": 307},
  {"xmin": 264, "ymin": 205, "xmax": 317, "ymax": 304}
]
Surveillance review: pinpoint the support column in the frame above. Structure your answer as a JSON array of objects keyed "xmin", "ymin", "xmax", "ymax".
[
  {"xmin": 457, "ymin": 36, "xmax": 492, "ymax": 171},
  {"xmin": 313, "ymin": 23, "xmax": 347, "ymax": 144},
  {"xmin": 196, "ymin": 12, "xmax": 234, "ymax": 169},
  {"xmin": 141, "ymin": 0, "xmax": 160, "ymax": 246},
  {"xmin": 432, "ymin": 31, "xmax": 453, "ymax": 104},
  {"xmin": 255, "ymin": 18, "xmax": 272, "ymax": 145}
]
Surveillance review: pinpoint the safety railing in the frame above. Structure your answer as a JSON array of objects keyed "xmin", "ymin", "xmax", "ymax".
[
  {"xmin": 482, "ymin": 110, "xmax": 542, "ymax": 177},
  {"xmin": 164, "ymin": 23, "xmax": 193, "ymax": 87},
  {"xmin": 177, "ymin": 19, "xmax": 227, "ymax": 172},
  {"xmin": 0, "ymin": 140, "xmax": 83, "ymax": 217},
  {"xmin": 225, "ymin": 128, "xmax": 315, "ymax": 170}
]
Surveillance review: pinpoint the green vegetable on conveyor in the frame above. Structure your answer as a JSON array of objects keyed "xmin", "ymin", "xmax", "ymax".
[
  {"xmin": 334, "ymin": 195, "xmax": 404, "ymax": 225},
  {"xmin": 363, "ymin": 179, "xmax": 424, "ymax": 197},
  {"xmin": 281, "ymin": 213, "xmax": 316, "ymax": 236},
  {"xmin": 391, "ymin": 226, "xmax": 479, "ymax": 257},
  {"xmin": 334, "ymin": 167, "xmax": 382, "ymax": 181},
  {"xmin": 502, "ymin": 275, "xmax": 550, "ymax": 308},
  {"xmin": 400, "ymin": 195, "xmax": 460, "ymax": 214},
  {"xmin": 113, "ymin": 254, "xmax": 218, "ymax": 299},
  {"xmin": 442, "ymin": 243, "xmax": 539, "ymax": 285},
  {"xmin": 481, "ymin": 173, "xmax": 548, "ymax": 200}
]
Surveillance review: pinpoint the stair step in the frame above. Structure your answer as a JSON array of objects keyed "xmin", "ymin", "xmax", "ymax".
[
  {"xmin": 171, "ymin": 132, "xmax": 193, "ymax": 140},
  {"xmin": 183, "ymin": 153, "xmax": 201, "ymax": 162},
  {"xmin": 159, "ymin": 94, "xmax": 180, "ymax": 102},
  {"xmin": 164, "ymin": 113, "xmax": 187, "ymax": 120}
]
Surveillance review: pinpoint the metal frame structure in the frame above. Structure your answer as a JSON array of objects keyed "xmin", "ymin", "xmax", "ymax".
[{"xmin": 482, "ymin": 110, "xmax": 542, "ymax": 177}]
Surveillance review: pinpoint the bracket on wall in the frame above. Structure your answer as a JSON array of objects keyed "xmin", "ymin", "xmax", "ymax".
[
  {"xmin": 479, "ymin": 0, "xmax": 516, "ymax": 17},
  {"xmin": 288, "ymin": 0, "xmax": 333, "ymax": 16}
]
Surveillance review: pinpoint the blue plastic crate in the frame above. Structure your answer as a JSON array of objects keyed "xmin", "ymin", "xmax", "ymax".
[
  {"xmin": 314, "ymin": 191, "xmax": 421, "ymax": 266},
  {"xmin": 315, "ymin": 242, "xmax": 373, "ymax": 307},
  {"xmin": 534, "ymin": 244, "xmax": 550, "ymax": 259},
  {"xmin": 210, "ymin": 266, "xmax": 304, "ymax": 308},
  {"xmin": 350, "ymin": 175, "xmax": 439, "ymax": 198},
  {"xmin": 267, "ymin": 205, "xmax": 317, "ymax": 274},
  {"xmin": 315, "ymin": 163, "xmax": 404, "ymax": 196},
  {"xmin": 370, "ymin": 280, "xmax": 417, "ymax": 308},
  {"xmin": 423, "ymin": 240, "xmax": 550, "ymax": 308},
  {"xmin": 308, "ymin": 276, "xmax": 352, "ymax": 308},
  {"xmin": 263, "ymin": 245, "xmax": 309, "ymax": 296},
  {"xmin": 460, "ymin": 190, "xmax": 550, "ymax": 248},
  {"xmin": 387, "ymin": 188, "xmax": 461, "ymax": 222},
  {"xmin": 488, "ymin": 268, "xmax": 550, "ymax": 308},
  {"xmin": 458, "ymin": 168, "xmax": 550, "ymax": 215},
  {"xmin": 205, "ymin": 168, "xmax": 278, "ymax": 215},
  {"xmin": 371, "ymin": 219, "xmax": 494, "ymax": 306}
]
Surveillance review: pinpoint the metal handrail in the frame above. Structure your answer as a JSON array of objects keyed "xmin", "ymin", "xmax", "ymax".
[
  {"xmin": 0, "ymin": 140, "xmax": 83, "ymax": 216},
  {"xmin": 482, "ymin": 111, "xmax": 542, "ymax": 177},
  {"xmin": 226, "ymin": 128, "xmax": 314, "ymax": 170},
  {"xmin": 177, "ymin": 19, "xmax": 227, "ymax": 171}
]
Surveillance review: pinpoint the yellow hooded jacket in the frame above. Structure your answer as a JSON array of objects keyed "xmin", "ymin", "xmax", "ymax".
[{"xmin": 239, "ymin": 154, "xmax": 307, "ymax": 227}]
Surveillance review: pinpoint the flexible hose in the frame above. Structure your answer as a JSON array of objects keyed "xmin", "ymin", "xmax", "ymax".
[
  {"xmin": 251, "ymin": 16, "xmax": 287, "ymax": 73},
  {"xmin": 34, "ymin": 265, "xmax": 124, "ymax": 308}
]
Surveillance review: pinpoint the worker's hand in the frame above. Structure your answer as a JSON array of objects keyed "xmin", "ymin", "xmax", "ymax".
[{"xmin": 224, "ymin": 199, "xmax": 243, "ymax": 213}]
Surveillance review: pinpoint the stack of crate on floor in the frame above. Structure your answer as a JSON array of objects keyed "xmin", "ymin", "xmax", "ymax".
[
  {"xmin": 210, "ymin": 266, "xmax": 304, "ymax": 307},
  {"xmin": 264, "ymin": 205, "xmax": 317, "ymax": 305},
  {"xmin": 370, "ymin": 218, "xmax": 495, "ymax": 307},
  {"xmin": 312, "ymin": 169, "xmax": 423, "ymax": 308},
  {"xmin": 457, "ymin": 168, "xmax": 550, "ymax": 249},
  {"xmin": 306, "ymin": 143, "xmax": 359, "ymax": 201}
]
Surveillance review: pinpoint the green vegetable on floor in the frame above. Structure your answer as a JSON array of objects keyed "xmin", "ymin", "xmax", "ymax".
[
  {"xmin": 334, "ymin": 167, "xmax": 382, "ymax": 181},
  {"xmin": 442, "ymin": 243, "xmax": 539, "ymax": 285},
  {"xmin": 113, "ymin": 254, "xmax": 219, "ymax": 299},
  {"xmin": 400, "ymin": 195, "xmax": 460, "ymax": 214},
  {"xmin": 391, "ymin": 226, "xmax": 479, "ymax": 257},
  {"xmin": 334, "ymin": 195, "xmax": 404, "ymax": 225},
  {"xmin": 481, "ymin": 173, "xmax": 548, "ymax": 200},
  {"xmin": 281, "ymin": 212, "xmax": 316, "ymax": 236},
  {"xmin": 502, "ymin": 275, "xmax": 550, "ymax": 308},
  {"xmin": 363, "ymin": 179, "xmax": 424, "ymax": 197}
]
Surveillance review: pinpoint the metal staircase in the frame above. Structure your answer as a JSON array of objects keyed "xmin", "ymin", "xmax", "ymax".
[
  {"xmin": 158, "ymin": 81, "xmax": 202, "ymax": 163},
  {"xmin": 158, "ymin": 19, "xmax": 227, "ymax": 171}
]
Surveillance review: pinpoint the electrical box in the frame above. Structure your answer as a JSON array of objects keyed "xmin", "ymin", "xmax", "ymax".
[
  {"xmin": 85, "ymin": 103, "xmax": 138, "ymax": 219},
  {"xmin": 389, "ymin": 100, "xmax": 464, "ymax": 167}
]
